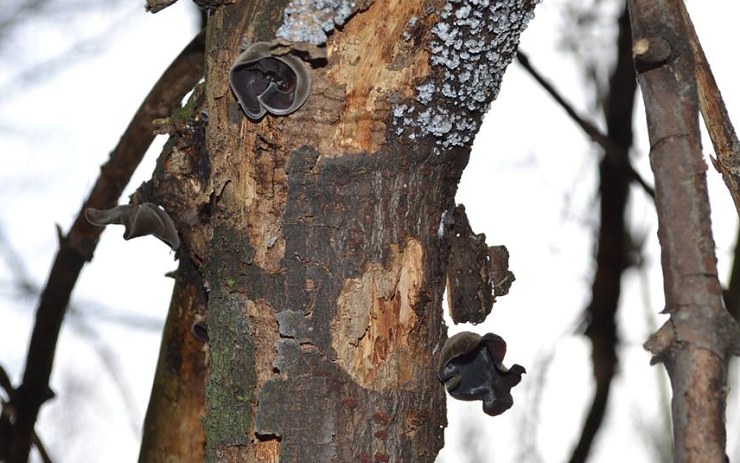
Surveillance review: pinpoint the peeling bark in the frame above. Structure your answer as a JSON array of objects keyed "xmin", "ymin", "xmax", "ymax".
[{"xmin": 445, "ymin": 205, "xmax": 515, "ymax": 324}]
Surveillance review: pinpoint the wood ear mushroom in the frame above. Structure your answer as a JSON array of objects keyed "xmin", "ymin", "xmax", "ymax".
[
  {"xmin": 229, "ymin": 42, "xmax": 311, "ymax": 120},
  {"xmin": 85, "ymin": 202, "xmax": 180, "ymax": 250},
  {"xmin": 438, "ymin": 331, "xmax": 525, "ymax": 416}
]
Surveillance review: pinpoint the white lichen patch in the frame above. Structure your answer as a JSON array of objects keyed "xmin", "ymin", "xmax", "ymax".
[
  {"xmin": 416, "ymin": 82, "xmax": 436, "ymax": 105},
  {"xmin": 392, "ymin": 0, "xmax": 539, "ymax": 148},
  {"xmin": 276, "ymin": 0, "xmax": 374, "ymax": 45}
]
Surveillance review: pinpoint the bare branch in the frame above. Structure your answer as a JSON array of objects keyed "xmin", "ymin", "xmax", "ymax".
[
  {"xmin": 515, "ymin": 51, "xmax": 655, "ymax": 200},
  {"xmin": 0, "ymin": 30, "xmax": 205, "ymax": 462},
  {"xmin": 0, "ymin": 364, "xmax": 53, "ymax": 463},
  {"xmin": 725, "ymin": 225, "xmax": 740, "ymax": 321},
  {"xmin": 677, "ymin": 2, "xmax": 740, "ymax": 216}
]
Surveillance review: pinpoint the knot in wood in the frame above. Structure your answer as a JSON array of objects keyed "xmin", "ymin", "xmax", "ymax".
[{"xmin": 633, "ymin": 37, "xmax": 672, "ymax": 72}]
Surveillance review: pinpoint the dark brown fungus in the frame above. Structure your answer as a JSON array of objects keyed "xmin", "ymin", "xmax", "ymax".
[
  {"xmin": 85, "ymin": 202, "xmax": 180, "ymax": 250},
  {"xmin": 438, "ymin": 331, "xmax": 525, "ymax": 416},
  {"xmin": 191, "ymin": 320, "xmax": 209, "ymax": 343},
  {"xmin": 229, "ymin": 42, "xmax": 311, "ymax": 120}
]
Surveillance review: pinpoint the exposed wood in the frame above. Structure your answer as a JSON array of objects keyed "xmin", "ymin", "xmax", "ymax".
[
  {"xmin": 134, "ymin": 75, "xmax": 214, "ymax": 461},
  {"xmin": 628, "ymin": 1, "xmax": 740, "ymax": 461}
]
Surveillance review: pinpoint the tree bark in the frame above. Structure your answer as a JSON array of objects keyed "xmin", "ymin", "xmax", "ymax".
[
  {"xmin": 628, "ymin": 1, "xmax": 740, "ymax": 461},
  {"xmin": 136, "ymin": 81, "xmax": 212, "ymax": 461},
  {"xmin": 138, "ymin": 258, "xmax": 208, "ymax": 462},
  {"xmin": 164, "ymin": 0, "xmax": 539, "ymax": 461}
]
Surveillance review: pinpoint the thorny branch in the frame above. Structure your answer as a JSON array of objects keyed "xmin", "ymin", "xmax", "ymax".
[{"xmin": 0, "ymin": 30, "xmax": 205, "ymax": 462}]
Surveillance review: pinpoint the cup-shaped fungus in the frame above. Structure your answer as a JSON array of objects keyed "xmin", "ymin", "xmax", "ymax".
[{"xmin": 229, "ymin": 42, "xmax": 311, "ymax": 120}]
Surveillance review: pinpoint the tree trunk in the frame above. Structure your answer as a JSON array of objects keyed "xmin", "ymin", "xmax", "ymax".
[{"xmin": 140, "ymin": 0, "xmax": 538, "ymax": 460}]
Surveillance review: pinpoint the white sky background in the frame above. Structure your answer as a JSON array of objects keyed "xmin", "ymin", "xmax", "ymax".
[{"xmin": 0, "ymin": 0, "xmax": 739, "ymax": 462}]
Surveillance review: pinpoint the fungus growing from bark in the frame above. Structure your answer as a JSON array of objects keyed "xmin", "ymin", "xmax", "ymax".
[
  {"xmin": 438, "ymin": 331, "xmax": 525, "ymax": 416},
  {"xmin": 85, "ymin": 202, "xmax": 180, "ymax": 250},
  {"xmin": 191, "ymin": 320, "xmax": 209, "ymax": 343},
  {"xmin": 229, "ymin": 42, "xmax": 311, "ymax": 120}
]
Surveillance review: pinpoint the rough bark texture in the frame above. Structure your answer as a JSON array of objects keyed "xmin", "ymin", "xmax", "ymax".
[
  {"xmin": 135, "ymin": 81, "xmax": 212, "ymax": 461},
  {"xmin": 628, "ymin": 1, "xmax": 740, "ymax": 461},
  {"xmin": 185, "ymin": 0, "xmax": 537, "ymax": 461}
]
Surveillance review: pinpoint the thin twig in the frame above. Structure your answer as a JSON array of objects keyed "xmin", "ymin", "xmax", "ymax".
[
  {"xmin": 515, "ymin": 51, "xmax": 655, "ymax": 200},
  {"xmin": 31, "ymin": 431, "xmax": 53, "ymax": 463},
  {"xmin": 0, "ymin": 30, "xmax": 205, "ymax": 463},
  {"xmin": 0, "ymin": 218, "xmax": 158, "ymax": 438}
]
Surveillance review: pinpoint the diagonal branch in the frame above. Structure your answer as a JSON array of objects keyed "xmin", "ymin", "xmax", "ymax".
[
  {"xmin": 515, "ymin": 51, "xmax": 655, "ymax": 200},
  {"xmin": 725, "ymin": 224, "xmax": 740, "ymax": 321},
  {"xmin": 0, "ymin": 30, "xmax": 205, "ymax": 463}
]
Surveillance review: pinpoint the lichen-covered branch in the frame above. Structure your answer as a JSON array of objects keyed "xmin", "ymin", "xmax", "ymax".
[
  {"xmin": 515, "ymin": 50, "xmax": 654, "ymax": 199},
  {"xmin": 628, "ymin": 1, "xmax": 740, "ymax": 461}
]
